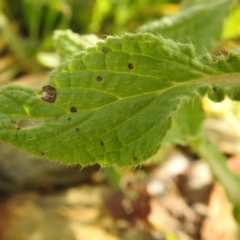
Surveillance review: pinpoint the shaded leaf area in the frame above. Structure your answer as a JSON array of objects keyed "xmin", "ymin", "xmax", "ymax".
[
  {"xmin": 138, "ymin": 0, "xmax": 234, "ymax": 54},
  {"xmin": 0, "ymin": 33, "xmax": 240, "ymax": 166},
  {"xmin": 164, "ymin": 99, "xmax": 205, "ymax": 146}
]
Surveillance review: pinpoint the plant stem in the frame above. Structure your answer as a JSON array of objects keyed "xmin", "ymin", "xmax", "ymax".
[{"xmin": 193, "ymin": 138, "xmax": 240, "ymax": 205}]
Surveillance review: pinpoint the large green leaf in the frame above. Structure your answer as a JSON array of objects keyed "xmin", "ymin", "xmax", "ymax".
[
  {"xmin": 137, "ymin": 0, "xmax": 234, "ymax": 54},
  {"xmin": 1, "ymin": 33, "xmax": 240, "ymax": 166}
]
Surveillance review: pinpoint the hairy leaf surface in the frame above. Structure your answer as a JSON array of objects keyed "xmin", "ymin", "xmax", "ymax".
[{"xmin": 1, "ymin": 33, "xmax": 240, "ymax": 166}]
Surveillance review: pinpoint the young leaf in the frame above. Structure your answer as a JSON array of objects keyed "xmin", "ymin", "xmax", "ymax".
[
  {"xmin": 163, "ymin": 98, "xmax": 205, "ymax": 146},
  {"xmin": 137, "ymin": 0, "xmax": 234, "ymax": 54},
  {"xmin": 0, "ymin": 33, "xmax": 240, "ymax": 166},
  {"xmin": 53, "ymin": 29, "xmax": 99, "ymax": 59}
]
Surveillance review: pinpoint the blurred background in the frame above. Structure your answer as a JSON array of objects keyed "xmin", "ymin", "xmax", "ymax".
[{"xmin": 0, "ymin": 0, "xmax": 240, "ymax": 240}]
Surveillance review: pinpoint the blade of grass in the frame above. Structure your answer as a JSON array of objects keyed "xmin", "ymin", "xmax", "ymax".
[
  {"xmin": 0, "ymin": 12, "xmax": 29, "ymax": 68},
  {"xmin": 26, "ymin": 0, "xmax": 42, "ymax": 42},
  {"xmin": 193, "ymin": 138, "xmax": 240, "ymax": 207}
]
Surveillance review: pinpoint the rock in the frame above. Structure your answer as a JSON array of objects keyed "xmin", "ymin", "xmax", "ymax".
[
  {"xmin": 0, "ymin": 143, "xmax": 100, "ymax": 196},
  {"xmin": 201, "ymin": 184, "xmax": 238, "ymax": 240}
]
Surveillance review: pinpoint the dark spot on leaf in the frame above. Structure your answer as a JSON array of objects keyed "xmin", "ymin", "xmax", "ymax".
[
  {"xmin": 11, "ymin": 120, "xmax": 16, "ymax": 124},
  {"xmin": 128, "ymin": 63, "xmax": 133, "ymax": 69},
  {"xmin": 41, "ymin": 86, "xmax": 57, "ymax": 103},
  {"xmin": 41, "ymin": 152, "xmax": 45, "ymax": 156},
  {"xmin": 75, "ymin": 127, "xmax": 80, "ymax": 132},
  {"xmin": 100, "ymin": 141, "xmax": 104, "ymax": 146},
  {"xmin": 97, "ymin": 76, "xmax": 102, "ymax": 82},
  {"xmin": 68, "ymin": 117, "xmax": 71, "ymax": 121},
  {"xmin": 17, "ymin": 127, "xmax": 21, "ymax": 130},
  {"xmin": 132, "ymin": 156, "xmax": 137, "ymax": 161},
  {"xmin": 102, "ymin": 47, "xmax": 108, "ymax": 54},
  {"xmin": 70, "ymin": 107, "xmax": 77, "ymax": 113},
  {"xmin": 212, "ymin": 87, "xmax": 217, "ymax": 92}
]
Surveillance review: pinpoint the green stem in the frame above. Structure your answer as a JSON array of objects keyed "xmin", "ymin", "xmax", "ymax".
[
  {"xmin": 193, "ymin": 138, "xmax": 240, "ymax": 238},
  {"xmin": 193, "ymin": 138, "xmax": 240, "ymax": 205},
  {"xmin": 26, "ymin": 0, "xmax": 42, "ymax": 42},
  {"xmin": 0, "ymin": 12, "xmax": 39, "ymax": 72},
  {"xmin": 103, "ymin": 167, "xmax": 121, "ymax": 190},
  {"xmin": 0, "ymin": 12, "xmax": 27, "ymax": 62}
]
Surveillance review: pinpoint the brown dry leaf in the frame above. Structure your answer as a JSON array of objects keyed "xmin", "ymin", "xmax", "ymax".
[
  {"xmin": 201, "ymin": 184, "xmax": 238, "ymax": 240},
  {"xmin": 227, "ymin": 154, "xmax": 240, "ymax": 174}
]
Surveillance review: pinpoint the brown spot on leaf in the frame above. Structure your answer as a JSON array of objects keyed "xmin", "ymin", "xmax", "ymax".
[
  {"xmin": 41, "ymin": 86, "xmax": 57, "ymax": 103},
  {"xmin": 100, "ymin": 141, "xmax": 104, "ymax": 146},
  {"xmin": 70, "ymin": 107, "xmax": 77, "ymax": 113},
  {"xmin": 75, "ymin": 127, "xmax": 80, "ymax": 132},
  {"xmin": 128, "ymin": 63, "xmax": 133, "ymax": 69},
  {"xmin": 96, "ymin": 76, "xmax": 102, "ymax": 82},
  {"xmin": 17, "ymin": 127, "xmax": 21, "ymax": 130},
  {"xmin": 41, "ymin": 152, "xmax": 45, "ymax": 156},
  {"xmin": 11, "ymin": 120, "xmax": 16, "ymax": 124},
  {"xmin": 212, "ymin": 87, "xmax": 217, "ymax": 92},
  {"xmin": 132, "ymin": 156, "xmax": 137, "ymax": 161},
  {"xmin": 102, "ymin": 47, "xmax": 108, "ymax": 54}
]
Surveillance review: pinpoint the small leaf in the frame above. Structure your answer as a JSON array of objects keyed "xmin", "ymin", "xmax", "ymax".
[
  {"xmin": 164, "ymin": 98, "xmax": 205, "ymax": 146},
  {"xmin": 53, "ymin": 29, "xmax": 99, "ymax": 59},
  {"xmin": 207, "ymin": 85, "xmax": 225, "ymax": 102},
  {"xmin": 1, "ymin": 33, "xmax": 240, "ymax": 166}
]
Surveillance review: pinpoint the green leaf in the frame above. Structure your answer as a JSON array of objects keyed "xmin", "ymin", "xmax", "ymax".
[
  {"xmin": 1, "ymin": 33, "xmax": 240, "ymax": 166},
  {"xmin": 137, "ymin": 0, "xmax": 234, "ymax": 54},
  {"xmin": 163, "ymin": 98, "xmax": 205, "ymax": 146},
  {"xmin": 53, "ymin": 29, "xmax": 99, "ymax": 59},
  {"xmin": 207, "ymin": 85, "xmax": 225, "ymax": 102}
]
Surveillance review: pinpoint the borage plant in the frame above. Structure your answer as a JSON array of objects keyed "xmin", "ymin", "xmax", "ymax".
[{"xmin": 2, "ymin": 0, "xmax": 240, "ymax": 225}]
